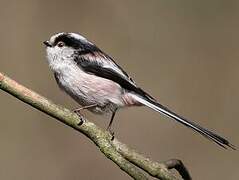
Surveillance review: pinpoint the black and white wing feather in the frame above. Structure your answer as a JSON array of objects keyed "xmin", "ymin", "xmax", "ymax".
[{"xmin": 74, "ymin": 49, "xmax": 156, "ymax": 101}]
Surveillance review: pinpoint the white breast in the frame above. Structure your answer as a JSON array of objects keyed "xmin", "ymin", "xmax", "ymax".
[{"xmin": 48, "ymin": 56, "xmax": 125, "ymax": 114}]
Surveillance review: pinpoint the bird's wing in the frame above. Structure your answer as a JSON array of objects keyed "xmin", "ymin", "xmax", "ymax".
[
  {"xmin": 74, "ymin": 47, "xmax": 235, "ymax": 149},
  {"xmin": 73, "ymin": 50, "xmax": 155, "ymax": 101}
]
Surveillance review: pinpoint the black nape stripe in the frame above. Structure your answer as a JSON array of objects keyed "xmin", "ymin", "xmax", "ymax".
[{"xmin": 54, "ymin": 33, "xmax": 99, "ymax": 54}]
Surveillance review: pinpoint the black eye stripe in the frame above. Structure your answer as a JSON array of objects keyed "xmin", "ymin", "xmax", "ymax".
[
  {"xmin": 54, "ymin": 33, "xmax": 101, "ymax": 54},
  {"xmin": 54, "ymin": 34, "xmax": 80, "ymax": 48}
]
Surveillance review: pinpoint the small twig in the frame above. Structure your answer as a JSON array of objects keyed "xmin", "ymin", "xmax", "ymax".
[
  {"xmin": 113, "ymin": 139, "xmax": 180, "ymax": 180},
  {"xmin": 164, "ymin": 159, "xmax": 191, "ymax": 180},
  {"xmin": 0, "ymin": 72, "xmax": 191, "ymax": 180}
]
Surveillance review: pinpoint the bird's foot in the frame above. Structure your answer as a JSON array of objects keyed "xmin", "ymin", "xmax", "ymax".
[
  {"xmin": 72, "ymin": 109, "xmax": 85, "ymax": 126},
  {"xmin": 107, "ymin": 127, "xmax": 115, "ymax": 141},
  {"xmin": 72, "ymin": 104, "xmax": 97, "ymax": 119}
]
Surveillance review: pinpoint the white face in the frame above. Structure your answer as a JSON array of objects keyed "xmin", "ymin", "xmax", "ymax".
[
  {"xmin": 44, "ymin": 32, "xmax": 95, "ymax": 73},
  {"xmin": 45, "ymin": 33, "xmax": 77, "ymax": 72},
  {"xmin": 46, "ymin": 44, "xmax": 74, "ymax": 72}
]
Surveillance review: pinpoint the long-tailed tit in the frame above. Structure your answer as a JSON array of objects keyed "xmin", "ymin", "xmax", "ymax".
[{"xmin": 43, "ymin": 32, "xmax": 234, "ymax": 149}]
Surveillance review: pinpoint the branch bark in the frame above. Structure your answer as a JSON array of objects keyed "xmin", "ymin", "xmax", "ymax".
[{"xmin": 0, "ymin": 72, "xmax": 191, "ymax": 180}]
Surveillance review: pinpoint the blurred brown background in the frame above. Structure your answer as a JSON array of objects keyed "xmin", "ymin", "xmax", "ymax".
[{"xmin": 0, "ymin": 0, "xmax": 238, "ymax": 179}]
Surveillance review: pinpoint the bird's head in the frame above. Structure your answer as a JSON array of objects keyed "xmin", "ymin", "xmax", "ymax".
[{"xmin": 43, "ymin": 32, "xmax": 97, "ymax": 71}]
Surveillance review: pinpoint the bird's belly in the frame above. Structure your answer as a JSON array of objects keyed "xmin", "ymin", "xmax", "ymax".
[{"xmin": 55, "ymin": 68, "xmax": 125, "ymax": 114}]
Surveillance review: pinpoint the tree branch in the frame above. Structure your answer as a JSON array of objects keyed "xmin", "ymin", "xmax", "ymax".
[
  {"xmin": 0, "ymin": 72, "xmax": 191, "ymax": 180},
  {"xmin": 113, "ymin": 139, "xmax": 191, "ymax": 180}
]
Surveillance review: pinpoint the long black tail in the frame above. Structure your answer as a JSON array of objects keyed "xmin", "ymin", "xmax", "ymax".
[{"xmin": 131, "ymin": 94, "xmax": 235, "ymax": 149}]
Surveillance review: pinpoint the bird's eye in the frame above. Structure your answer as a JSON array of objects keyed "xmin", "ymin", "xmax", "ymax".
[{"xmin": 57, "ymin": 41, "xmax": 65, "ymax": 47}]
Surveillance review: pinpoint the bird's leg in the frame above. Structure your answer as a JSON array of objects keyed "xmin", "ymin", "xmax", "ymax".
[
  {"xmin": 73, "ymin": 104, "xmax": 97, "ymax": 116},
  {"xmin": 73, "ymin": 104, "xmax": 97, "ymax": 119},
  {"xmin": 107, "ymin": 110, "xmax": 117, "ymax": 140},
  {"xmin": 73, "ymin": 104, "xmax": 98, "ymax": 126}
]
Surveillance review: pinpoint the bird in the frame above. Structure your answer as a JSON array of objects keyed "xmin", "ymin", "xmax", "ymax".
[{"xmin": 43, "ymin": 32, "xmax": 235, "ymax": 149}]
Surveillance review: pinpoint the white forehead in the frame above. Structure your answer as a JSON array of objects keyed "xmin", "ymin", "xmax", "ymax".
[{"xmin": 49, "ymin": 32, "xmax": 88, "ymax": 44}]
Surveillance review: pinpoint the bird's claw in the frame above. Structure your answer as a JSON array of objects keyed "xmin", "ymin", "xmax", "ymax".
[
  {"xmin": 73, "ymin": 109, "xmax": 84, "ymax": 126},
  {"xmin": 107, "ymin": 128, "xmax": 115, "ymax": 141}
]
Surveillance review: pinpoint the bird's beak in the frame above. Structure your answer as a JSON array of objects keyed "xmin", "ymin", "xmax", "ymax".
[{"xmin": 43, "ymin": 41, "xmax": 52, "ymax": 47}]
